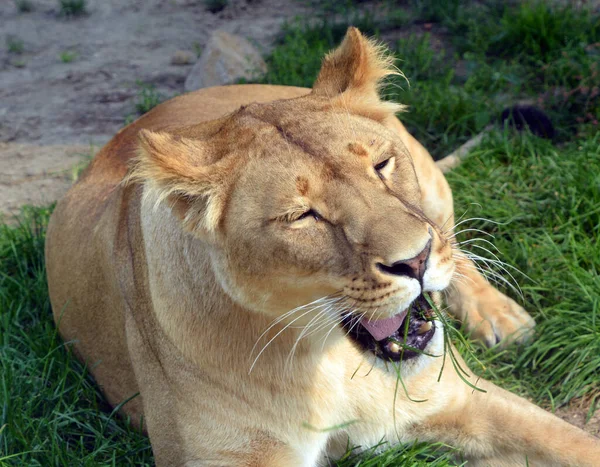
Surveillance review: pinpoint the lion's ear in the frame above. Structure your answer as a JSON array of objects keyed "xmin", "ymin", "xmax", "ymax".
[
  {"xmin": 312, "ymin": 27, "xmax": 405, "ymax": 122},
  {"xmin": 129, "ymin": 129, "xmax": 227, "ymax": 237}
]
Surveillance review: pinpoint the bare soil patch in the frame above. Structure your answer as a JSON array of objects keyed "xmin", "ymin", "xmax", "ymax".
[
  {"xmin": 556, "ymin": 402, "xmax": 600, "ymax": 438},
  {"xmin": 0, "ymin": 142, "xmax": 95, "ymax": 218},
  {"xmin": 0, "ymin": 0, "xmax": 307, "ymax": 215}
]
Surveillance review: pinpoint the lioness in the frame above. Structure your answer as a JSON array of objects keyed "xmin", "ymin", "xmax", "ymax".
[{"xmin": 46, "ymin": 28, "xmax": 599, "ymax": 466}]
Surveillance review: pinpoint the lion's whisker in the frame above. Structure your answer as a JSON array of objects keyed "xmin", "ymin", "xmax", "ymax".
[
  {"xmin": 449, "ymin": 228, "xmax": 496, "ymax": 240},
  {"xmin": 300, "ymin": 307, "xmax": 345, "ymax": 339},
  {"xmin": 319, "ymin": 311, "xmax": 353, "ymax": 352},
  {"xmin": 250, "ymin": 306, "xmax": 324, "ymax": 374},
  {"xmin": 253, "ymin": 297, "xmax": 331, "ymax": 339},
  {"xmin": 466, "ymin": 243, "xmax": 531, "ymax": 282},
  {"xmin": 450, "ymin": 273, "xmax": 472, "ymax": 288},
  {"xmin": 457, "ymin": 237, "xmax": 501, "ymax": 253},
  {"xmin": 461, "ymin": 254, "xmax": 523, "ymax": 297},
  {"xmin": 250, "ymin": 294, "xmax": 342, "ymax": 365},
  {"xmin": 284, "ymin": 307, "xmax": 333, "ymax": 372},
  {"xmin": 463, "ymin": 252, "xmax": 524, "ymax": 298},
  {"xmin": 451, "ymin": 216, "xmax": 507, "ymax": 231}
]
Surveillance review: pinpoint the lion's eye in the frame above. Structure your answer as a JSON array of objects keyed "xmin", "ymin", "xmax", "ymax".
[
  {"xmin": 374, "ymin": 157, "xmax": 395, "ymax": 179},
  {"xmin": 295, "ymin": 209, "xmax": 321, "ymax": 222},
  {"xmin": 374, "ymin": 159, "xmax": 390, "ymax": 171}
]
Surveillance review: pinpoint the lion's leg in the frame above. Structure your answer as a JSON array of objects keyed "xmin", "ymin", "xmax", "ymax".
[
  {"xmin": 445, "ymin": 255, "xmax": 535, "ymax": 346},
  {"xmin": 342, "ymin": 349, "xmax": 599, "ymax": 465},
  {"xmin": 388, "ymin": 118, "xmax": 534, "ymax": 346},
  {"xmin": 408, "ymin": 352, "xmax": 600, "ymax": 466}
]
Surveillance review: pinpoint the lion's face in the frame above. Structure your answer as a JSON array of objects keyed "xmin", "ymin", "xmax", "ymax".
[
  {"xmin": 133, "ymin": 28, "xmax": 455, "ymax": 361},
  {"xmin": 219, "ymin": 102, "xmax": 453, "ymax": 361}
]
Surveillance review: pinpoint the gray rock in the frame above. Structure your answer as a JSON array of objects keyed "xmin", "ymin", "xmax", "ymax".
[
  {"xmin": 184, "ymin": 30, "xmax": 267, "ymax": 91},
  {"xmin": 171, "ymin": 50, "xmax": 194, "ymax": 66}
]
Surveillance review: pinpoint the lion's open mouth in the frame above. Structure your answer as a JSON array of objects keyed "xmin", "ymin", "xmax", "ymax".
[{"xmin": 342, "ymin": 295, "xmax": 436, "ymax": 361}]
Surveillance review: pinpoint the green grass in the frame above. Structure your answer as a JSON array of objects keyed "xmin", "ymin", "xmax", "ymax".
[
  {"xmin": 449, "ymin": 131, "xmax": 600, "ymax": 408},
  {"xmin": 58, "ymin": 0, "xmax": 86, "ymax": 17},
  {"xmin": 1, "ymin": 0, "xmax": 599, "ymax": 465},
  {"xmin": 489, "ymin": 3, "xmax": 598, "ymax": 63},
  {"xmin": 0, "ymin": 208, "xmax": 152, "ymax": 465},
  {"xmin": 14, "ymin": 0, "xmax": 33, "ymax": 13},
  {"xmin": 409, "ymin": 0, "xmax": 462, "ymax": 24},
  {"xmin": 258, "ymin": 1, "xmax": 599, "ymax": 157},
  {"xmin": 6, "ymin": 36, "xmax": 24, "ymax": 55},
  {"xmin": 204, "ymin": 0, "xmax": 227, "ymax": 14},
  {"xmin": 134, "ymin": 84, "xmax": 163, "ymax": 115},
  {"xmin": 58, "ymin": 50, "xmax": 77, "ymax": 63},
  {"xmin": 124, "ymin": 82, "xmax": 165, "ymax": 125},
  {"xmin": 192, "ymin": 41, "xmax": 203, "ymax": 58}
]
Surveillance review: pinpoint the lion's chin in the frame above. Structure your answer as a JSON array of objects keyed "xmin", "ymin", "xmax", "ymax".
[{"xmin": 342, "ymin": 295, "xmax": 436, "ymax": 361}]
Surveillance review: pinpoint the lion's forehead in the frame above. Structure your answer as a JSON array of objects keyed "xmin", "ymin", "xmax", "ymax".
[
  {"xmin": 236, "ymin": 101, "xmax": 398, "ymax": 160},
  {"xmin": 223, "ymin": 102, "xmax": 418, "ymax": 218}
]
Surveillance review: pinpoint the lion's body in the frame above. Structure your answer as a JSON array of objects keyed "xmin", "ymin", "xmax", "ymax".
[
  {"xmin": 46, "ymin": 85, "xmax": 312, "ymax": 429},
  {"xmin": 46, "ymin": 30, "xmax": 599, "ymax": 466},
  {"xmin": 46, "ymin": 84, "xmax": 449, "ymax": 465}
]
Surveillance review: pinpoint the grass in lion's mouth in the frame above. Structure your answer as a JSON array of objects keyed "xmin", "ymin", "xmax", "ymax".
[{"xmin": 1, "ymin": 1, "xmax": 599, "ymax": 465}]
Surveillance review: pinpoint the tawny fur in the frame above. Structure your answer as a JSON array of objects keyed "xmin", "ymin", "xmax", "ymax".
[{"xmin": 46, "ymin": 28, "xmax": 598, "ymax": 466}]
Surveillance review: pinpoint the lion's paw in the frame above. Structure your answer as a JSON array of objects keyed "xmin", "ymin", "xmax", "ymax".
[{"xmin": 452, "ymin": 286, "xmax": 536, "ymax": 348}]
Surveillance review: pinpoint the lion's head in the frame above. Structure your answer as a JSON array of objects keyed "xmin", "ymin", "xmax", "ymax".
[{"xmin": 131, "ymin": 28, "xmax": 455, "ymax": 362}]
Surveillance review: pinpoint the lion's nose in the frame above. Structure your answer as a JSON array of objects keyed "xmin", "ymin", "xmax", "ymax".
[{"xmin": 376, "ymin": 239, "xmax": 432, "ymax": 282}]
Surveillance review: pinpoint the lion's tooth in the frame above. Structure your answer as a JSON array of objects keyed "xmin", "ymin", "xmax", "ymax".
[
  {"xmin": 418, "ymin": 321, "xmax": 432, "ymax": 335},
  {"xmin": 387, "ymin": 342, "xmax": 401, "ymax": 353}
]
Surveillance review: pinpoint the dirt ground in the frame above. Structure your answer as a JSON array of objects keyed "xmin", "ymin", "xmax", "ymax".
[
  {"xmin": 556, "ymin": 403, "xmax": 600, "ymax": 438},
  {"xmin": 0, "ymin": 0, "xmax": 307, "ymax": 217}
]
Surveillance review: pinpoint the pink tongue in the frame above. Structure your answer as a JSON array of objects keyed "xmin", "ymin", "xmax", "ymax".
[{"xmin": 360, "ymin": 310, "xmax": 408, "ymax": 341}]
